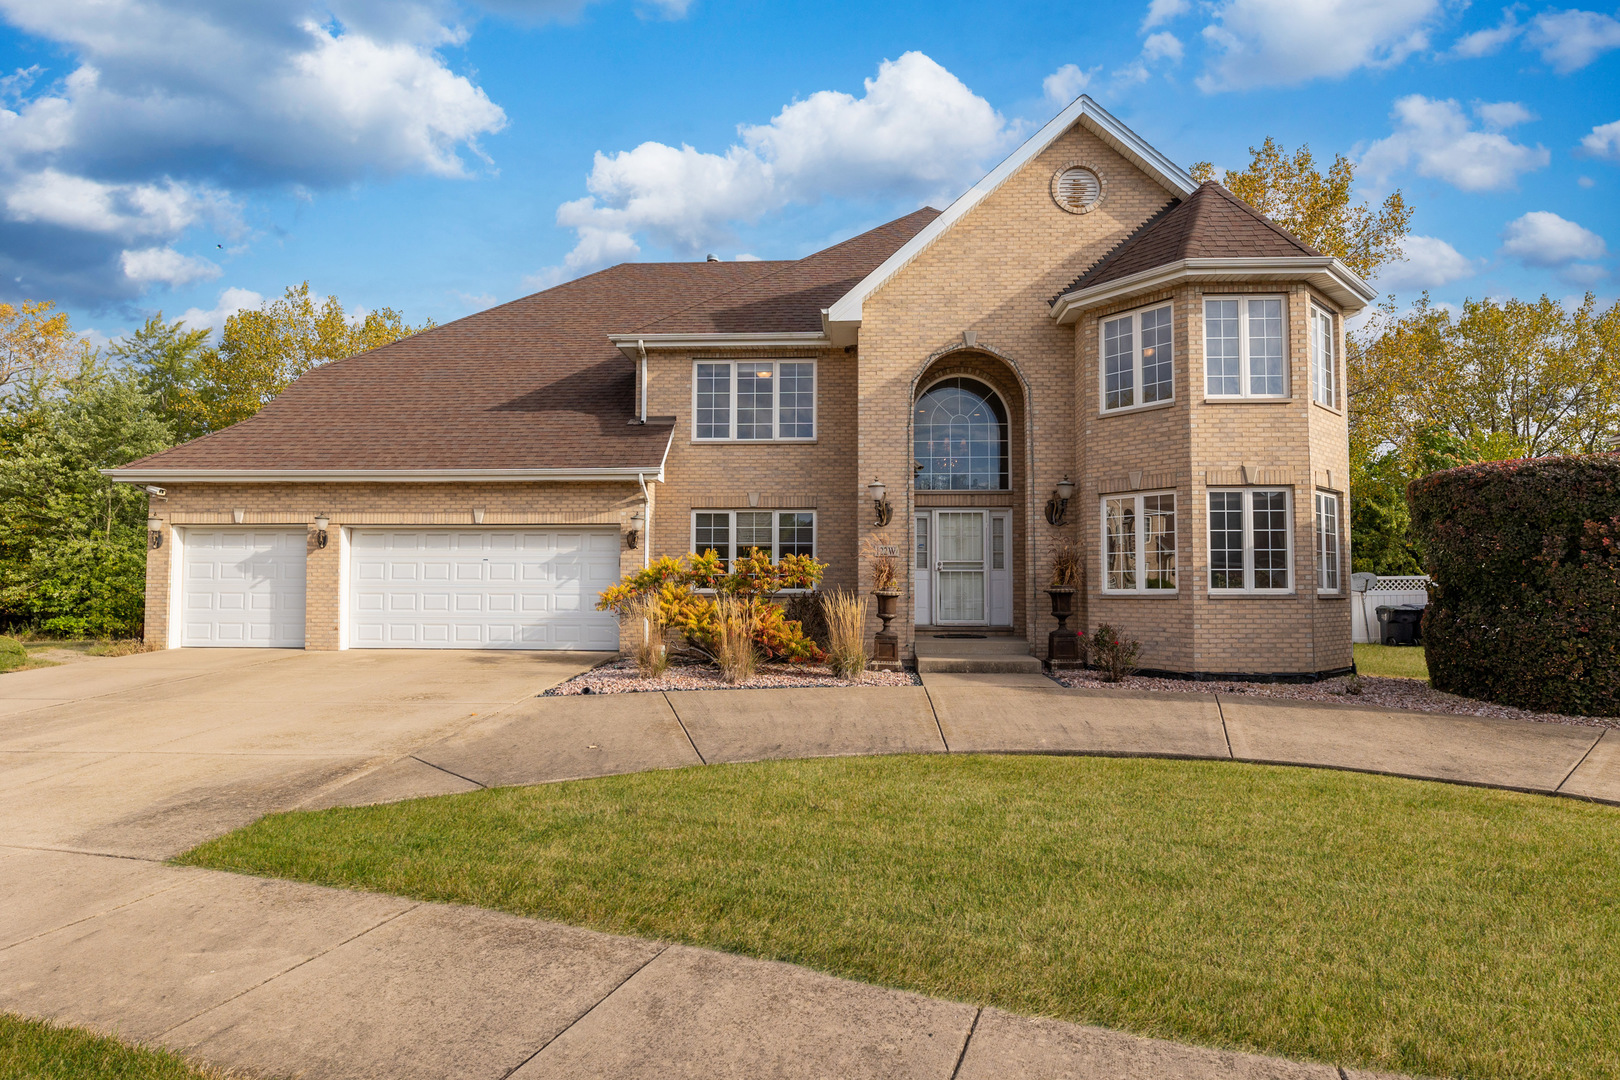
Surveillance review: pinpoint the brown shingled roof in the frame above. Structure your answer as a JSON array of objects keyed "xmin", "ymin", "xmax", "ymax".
[
  {"xmin": 1053, "ymin": 182, "xmax": 1324, "ymax": 301},
  {"xmin": 122, "ymin": 211, "xmax": 936, "ymax": 475}
]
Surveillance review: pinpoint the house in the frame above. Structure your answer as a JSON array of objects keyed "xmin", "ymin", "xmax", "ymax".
[{"xmin": 110, "ymin": 96, "xmax": 1374, "ymax": 678}]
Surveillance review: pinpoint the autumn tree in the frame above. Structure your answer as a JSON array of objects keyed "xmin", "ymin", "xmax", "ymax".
[
  {"xmin": 1192, "ymin": 138, "xmax": 1411, "ymax": 281},
  {"xmin": 184, "ymin": 282, "xmax": 434, "ymax": 431},
  {"xmin": 0, "ymin": 300, "xmax": 88, "ymax": 397}
]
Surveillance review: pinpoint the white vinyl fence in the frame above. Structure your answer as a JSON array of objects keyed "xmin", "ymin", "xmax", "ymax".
[{"xmin": 1350, "ymin": 573, "xmax": 1431, "ymax": 643}]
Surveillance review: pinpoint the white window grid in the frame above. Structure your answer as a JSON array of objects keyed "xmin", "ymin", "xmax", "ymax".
[
  {"xmin": 1101, "ymin": 492, "xmax": 1177, "ymax": 594},
  {"xmin": 1099, "ymin": 302, "xmax": 1174, "ymax": 413},
  {"xmin": 691, "ymin": 359, "xmax": 816, "ymax": 442},
  {"xmin": 1204, "ymin": 296, "xmax": 1288, "ymax": 399},
  {"xmin": 1310, "ymin": 304, "xmax": 1337, "ymax": 409},
  {"xmin": 1315, "ymin": 491, "xmax": 1342, "ymax": 593},
  {"xmin": 690, "ymin": 509, "xmax": 817, "ymax": 571},
  {"xmin": 1207, "ymin": 488, "xmax": 1293, "ymax": 593}
]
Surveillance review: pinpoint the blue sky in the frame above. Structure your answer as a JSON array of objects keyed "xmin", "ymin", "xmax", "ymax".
[{"xmin": 0, "ymin": 0, "xmax": 1616, "ymax": 345}]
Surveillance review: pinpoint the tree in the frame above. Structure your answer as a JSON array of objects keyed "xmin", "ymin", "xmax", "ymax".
[
  {"xmin": 186, "ymin": 282, "xmax": 434, "ymax": 431},
  {"xmin": 1192, "ymin": 138, "xmax": 1412, "ymax": 281},
  {"xmin": 107, "ymin": 313, "xmax": 214, "ymax": 442},
  {"xmin": 0, "ymin": 300, "xmax": 82, "ymax": 396}
]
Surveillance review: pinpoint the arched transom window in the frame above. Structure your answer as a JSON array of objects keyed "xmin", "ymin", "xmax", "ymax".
[{"xmin": 914, "ymin": 378, "xmax": 1009, "ymax": 491}]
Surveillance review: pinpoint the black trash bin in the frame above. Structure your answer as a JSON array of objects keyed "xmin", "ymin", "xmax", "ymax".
[{"xmin": 1375, "ymin": 604, "xmax": 1425, "ymax": 646}]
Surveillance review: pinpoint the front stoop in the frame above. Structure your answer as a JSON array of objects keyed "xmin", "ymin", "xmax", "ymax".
[{"xmin": 913, "ymin": 635, "xmax": 1044, "ymax": 674}]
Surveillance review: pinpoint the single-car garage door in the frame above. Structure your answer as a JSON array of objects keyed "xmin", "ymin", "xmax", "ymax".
[
  {"xmin": 181, "ymin": 529, "xmax": 307, "ymax": 647},
  {"xmin": 350, "ymin": 529, "xmax": 621, "ymax": 650}
]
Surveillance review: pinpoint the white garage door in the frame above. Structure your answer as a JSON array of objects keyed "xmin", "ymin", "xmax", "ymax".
[
  {"xmin": 181, "ymin": 530, "xmax": 307, "ymax": 647},
  {"xmin": 350, "ymin": 529, "xmax": 621, "ymax": 650}
]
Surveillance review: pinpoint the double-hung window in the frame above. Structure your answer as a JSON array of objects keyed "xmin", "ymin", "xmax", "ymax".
[
  {"xmin": 692, "ymin": 510, "xmax": 815, "ymax": 567},
  {"xmin": 1204, "ymin": 297, "xmax": 1286, "ymax": 398},
  {"xmin": 1207, "ymin": 489, "xmax": 1292, "ymax": 593},
  {"xmin": 1315, "ymin": 492, "xmax": 1341, "ymax": 593},
  {"xmin": 1100, "ymin": 302, "xmax": 1174, "ymax": 412},
  {"xmin": 1102, "ymin": 493, "xmax": 1177, "ymax": 593},
  {"xmin": 692, "ymin": 360, "xmax": 816, "ymax": 440},
  {"xmin": 1309, "ymin": 304, "xmax": 1337, "ymax": 408}
]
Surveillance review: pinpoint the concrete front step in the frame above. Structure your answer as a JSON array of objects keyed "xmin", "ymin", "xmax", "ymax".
[{"xmin": 913, "ymin": 636, "xmax": 1045, "ymax": 674}]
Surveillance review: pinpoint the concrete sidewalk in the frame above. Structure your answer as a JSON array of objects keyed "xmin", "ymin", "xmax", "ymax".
[{"xmin": 4, "ymin": 653, "xmax": 1617, "ymax": 1079}]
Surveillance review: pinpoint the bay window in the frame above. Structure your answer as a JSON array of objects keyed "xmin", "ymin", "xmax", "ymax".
[
  {"xmin": 1102, "ymin": 493, "xmax": 1177, "ymax": 593},
  {"xmin": 1100, "ymin": 302, "xmax": 1174, "ymax": 412},
  {"xmin": 1315, "ymin": 492, "xmax": 1341, "ymax": 593},
  {"xmin": 1208, "ymin": 489, "xmax": 1292, "ymax": 593},
  {"xmin": 1204, "ymin": 296, "xmax": 1286, "ymax": 398},
  {"xmin": 693, "ymin": 360, "xmax": 816, "ymax": 441},
  {"xmin": 1310, "ymin": 303, "xmax": 1337, "ymax": 408}
]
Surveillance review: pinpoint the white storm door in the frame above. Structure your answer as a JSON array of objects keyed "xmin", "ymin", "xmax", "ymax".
[
  {"xmin": 349, "ymin": 529, "xmax": 621, "ymax": 650},
  {"xmin": 934, "ymin": 511, "xmax": 987, "ymax": 624},
  {"xmin": 181, "ymin": 529, "xmax": 307, "ymax": 647}
]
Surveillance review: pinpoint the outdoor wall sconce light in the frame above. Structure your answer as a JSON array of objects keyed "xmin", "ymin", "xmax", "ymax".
[
  {"xmin": 867, "ymin": 478, "xmax": 893, "ymax": 527},
  {"xmin": 1044, "ymin": 476, "xmax": 1076, "ymax": 527},
  {"xmin": 627, "ymin": 509, "xmax": 645, "ymax": 549},
  {"xmin": 313, "ymin": 513, "xmax": 330, "ymax": 549},
  {"xmin": 147, "ymin": 516, "xmax": 163, "ymax": 549}
]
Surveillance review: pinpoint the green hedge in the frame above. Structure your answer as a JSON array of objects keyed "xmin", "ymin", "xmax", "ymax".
[{"xmin": 1407, "ymin": 454, "xmax": 1620, "ymax": 717}]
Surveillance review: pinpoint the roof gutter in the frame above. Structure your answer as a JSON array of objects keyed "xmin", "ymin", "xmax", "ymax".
[
  {"xmin": 102, "ymin": 466, "xmax": 668, "ymax": 484},
  {"xmin": 1049, "ymin": 256, "xmax": 1378, "ymax": 324},
  {"xmin": 609, "ymin": 331, "xmax": 831, "ymax": 359}
]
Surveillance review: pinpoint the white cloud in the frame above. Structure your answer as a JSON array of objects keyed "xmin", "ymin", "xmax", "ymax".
[
  {"xmin": 177, "ymin": 286, "xmax": 264, "ymax": 336},
  {"xmin": 1451, "ymin": 7, "xmax": 1523, "ymax": 57},
  {"xmin": 1526, "ymin": 8, "xmax": 1620, "ymax": 72},
  {"xmin": 1579, "ymin": 174, "xmax": 1597, "ymax": 186},
  {"xmin": 1475, "ymin": 100, "xmax": 1536, "ymax": 130},
  {"xmin": 1581, "ymin": 119, "xmax": 1620, "ymax": 161},
  {"xmin": 119, "ymin": 246, "xmax": 221, "ymax": 286},
  {"xmin": 1143, "ymin": 32, "xmax": 1185, "ymax": 62},
  {"xmin": 734, "ymin": 253, "xmax": 762, "ymax": 261},
  {"xmin": 539, "ymin": 53, "xmax": 1013, "ymax": 280},
  {"xmin": 1501, "ymin": 211, "xmax": 1608, "ymax": 265},
  {"xmin": 1042, "ymin": 63, "xmax": 1096, "ymax": 105},
  {"xmin": 1376, "ymin": 235, "xmax": 1480, "ymax": 290},
  {"xmin": 0, "ymin": 0, "xmax": 509, "ymax": 303},
  {"xmin": 1143, "ymin": 0, "xmax": 1191, "ymax": 29},
  {"xmin": 1360, "ymin": 95, "xmax": 1550, "ymax": 192},
  {"xmin": 1196, "ymin": 0, "xmax": 1442, "ymax": 90}
]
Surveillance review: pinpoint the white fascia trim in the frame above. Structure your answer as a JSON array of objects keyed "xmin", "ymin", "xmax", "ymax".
[
  {"xmin": 822, "ymin": 95, "xmax": 1198, "ymax": 345},
  {"xmin": 1050, "ymin": 257, "xmax": 1378, "ymax": 323},
  {"xmin": 102, "ymin": 466, "xmax": 666, "ymax": 484},
  {"xmin": 610, "ymin": 332, "xmax": 830, "ymax": 358}
]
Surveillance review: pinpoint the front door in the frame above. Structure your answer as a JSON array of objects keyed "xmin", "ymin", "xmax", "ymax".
[{"xmin": 934, "ymin": 511, "xmax": 987, "ymax": 624}]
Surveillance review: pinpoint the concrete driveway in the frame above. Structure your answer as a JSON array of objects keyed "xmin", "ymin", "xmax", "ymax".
[{"xmin": 0, "ymin": 648, "xmax": 607, "ymax": 859}]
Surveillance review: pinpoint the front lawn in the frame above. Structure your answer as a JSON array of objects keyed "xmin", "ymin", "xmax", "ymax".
[
  {"xmin": 0, "ymin": 1013, "xmax": 227, "ymax": 1079},
  {"xmin": 180, "ymin": 755, "xmax": 1620, "ymax": 1079},
  {"xmin": 1353, "ymin": 642, "xmax": 1430, "ymax": 680}
]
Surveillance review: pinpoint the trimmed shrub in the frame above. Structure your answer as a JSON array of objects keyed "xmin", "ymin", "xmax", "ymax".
[
  {"xmin": 0, "ymin": 635, "xmax": 25, "ymax": 673},
  {"xmin": 1407, "ymin": 453, "xmax": 1620, "ymax": 716}
]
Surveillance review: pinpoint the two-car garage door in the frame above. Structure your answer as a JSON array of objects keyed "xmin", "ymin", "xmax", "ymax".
[
  {"xmin": 349, "ymin": 529, "xmax": 621, "ymax": 650},
  {"xmin": 179, "ymin": 528, "xmax": 620, "ymax": 651}
]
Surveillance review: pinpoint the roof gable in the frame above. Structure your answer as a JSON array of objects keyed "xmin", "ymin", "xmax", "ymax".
[{"xmin": 822, "ymin": 95, "xmax": 1198, "ymax": 343}]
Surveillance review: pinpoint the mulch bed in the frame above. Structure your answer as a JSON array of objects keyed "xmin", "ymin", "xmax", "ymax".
[{"xmin": 547, "ymin": 657, "xmax": 919, "ymax": 695}]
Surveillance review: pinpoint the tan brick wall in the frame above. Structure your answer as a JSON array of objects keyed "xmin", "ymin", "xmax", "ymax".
[{"xmin": 144, "ymin": 481, "xmax": 645, "ymax": 650}]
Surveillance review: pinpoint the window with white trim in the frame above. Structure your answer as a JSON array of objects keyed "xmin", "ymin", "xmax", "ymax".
[
  {"xmin": 692, "ymin": 360, "xmax": 816, "ymax": 441},
  {"xmin": 1204, "ymin": 297, "xmax": 1286, "ymax": 398},
  {"xmin": 692, "ymin": 510, "xmax": 815, "ymax": 567},
  {"xmin": 1309, "ymin": 304, "xmax": 1336, "ymax": 408},
  {"xmin": 1100, "ymin": 302, "xmax": 1174, "ymax": 412},
  {"xmin": 1315, "ymin": 492, "xmax": 1341, "ymax": 593},
  {"xmin": 1102, "ymin": 492, "xmax": 1177, "ymax": 592},
  {"xmin": 1208, "ymin": 489, "xmax": 1292, "ymax": 592}
]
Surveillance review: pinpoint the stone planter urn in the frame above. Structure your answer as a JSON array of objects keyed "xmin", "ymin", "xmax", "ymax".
[
  {"xmin": 872, "ymin": 588, "xmax": 901, "ymax": 665},
  {"xmin": 1046, "ymin": 587, "xmax": 1082, "ymax": 665}
]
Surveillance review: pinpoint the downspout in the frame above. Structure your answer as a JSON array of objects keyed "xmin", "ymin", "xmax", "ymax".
[
  {"xmin": 637, "ymin": 472, "xmax": 651, "ymax": 570},
  {"xmin": 637, "ymin": 339, "xmax": 648, "ymax": 424}
]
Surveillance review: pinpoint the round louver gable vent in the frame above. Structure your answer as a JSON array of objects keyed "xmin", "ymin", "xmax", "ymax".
[{"xmin": 1051, "ymin": 166, "xmax": 1103, "ymax": 214}]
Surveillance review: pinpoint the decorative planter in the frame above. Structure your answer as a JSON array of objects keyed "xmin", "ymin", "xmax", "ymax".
[
  {"xmin": 872, "ymin": 588, "xmax": 901, "ymax": 665},
  {"xmin": 1045, "ymin": 587, "xmax": 1083, "ymax": 665}
]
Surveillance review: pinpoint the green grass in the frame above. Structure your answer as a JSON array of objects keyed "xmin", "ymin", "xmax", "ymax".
[
  {"xmin": 1354, "ymin": 642, "xmax": 1430, "ymax": 680},
  {"xmin": 180, "ymin": 755, "xmax": 1620, "ymax": 1079},
  {"xmin": 0, "ymin": 635, "xmax": 28, "ymax": 673},
  {"xmin": 0, "ymin": 1013, "xmax": 230, "ymax": 1079}
]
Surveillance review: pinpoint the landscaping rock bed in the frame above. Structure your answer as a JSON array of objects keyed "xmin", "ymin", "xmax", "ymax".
[
  {"xmin": 547, "ymin": 657, "xmax": 920, "ymax": 695},
  {"xmin": 1051, "ymin": 670, "xmax": 1618, "ymax": 730}
]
